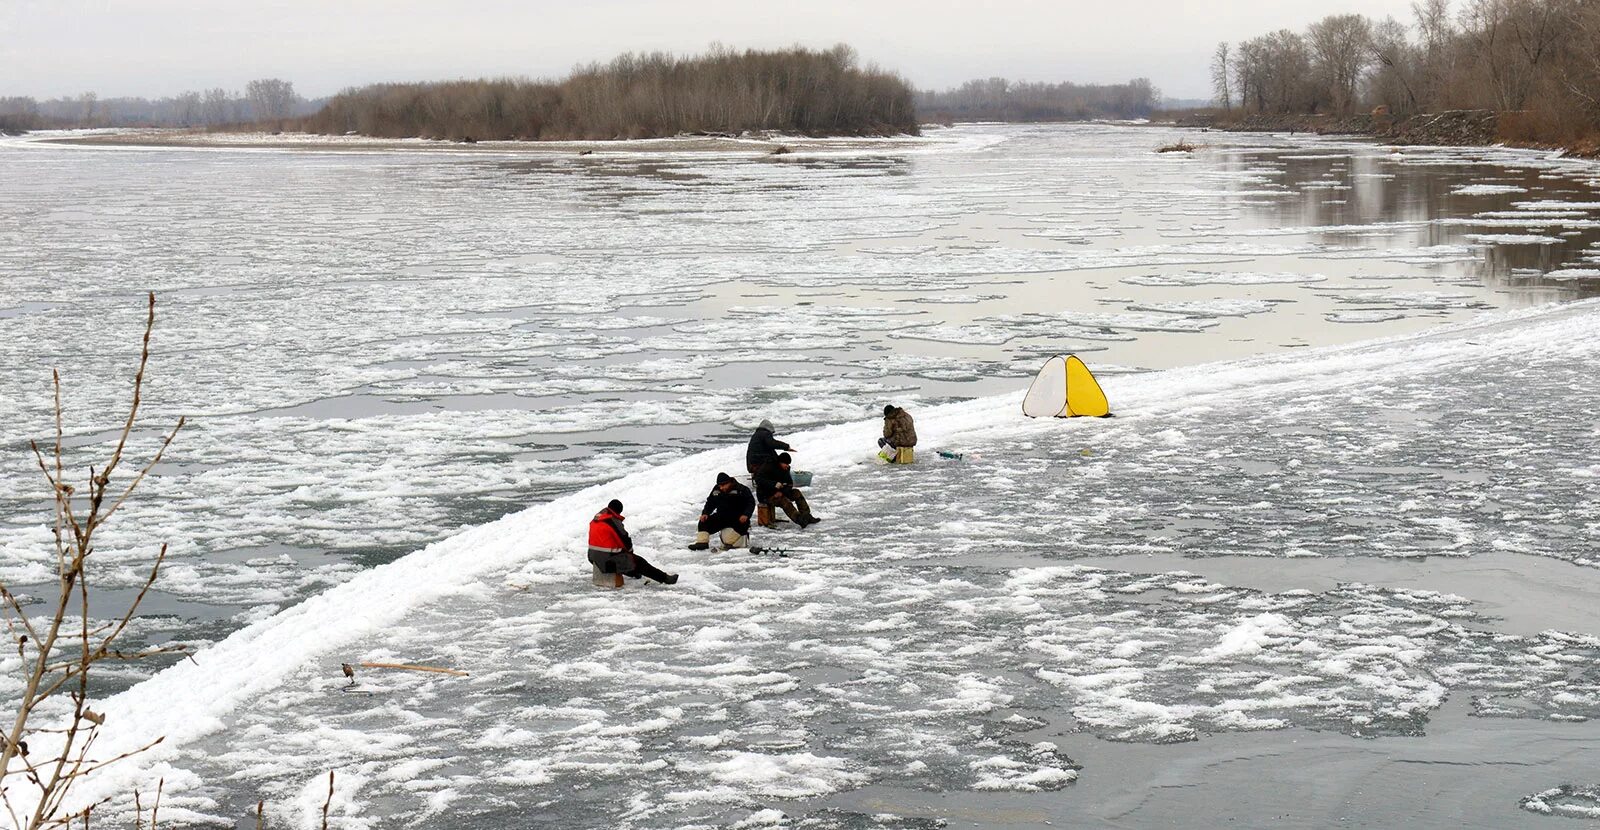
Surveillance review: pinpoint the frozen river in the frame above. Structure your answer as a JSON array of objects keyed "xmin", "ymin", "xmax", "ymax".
[{"xmin": 2, "ymin": 124, "xmax": 1600, "ymax": 827}]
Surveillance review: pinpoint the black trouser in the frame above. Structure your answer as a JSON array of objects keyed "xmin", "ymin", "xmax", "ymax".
[
  {"xmin": 624, "ymin": 553, "xmax": 673, "ymax": 584},
  {"xmin": 698, "ymin": 513, "xmax": 751, "ymax": 535}
]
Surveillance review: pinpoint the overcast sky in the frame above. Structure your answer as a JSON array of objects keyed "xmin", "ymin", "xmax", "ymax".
[{"xmin": 3, "ymin": 0, "xmax": 1426, "ymax": 101}]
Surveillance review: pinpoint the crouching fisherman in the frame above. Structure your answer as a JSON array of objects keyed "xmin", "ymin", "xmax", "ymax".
[
  {"xmin": 690, "ymin": 472, "xmax": 755, "ymax": 550},
  {"xmin": 588, "ymin": 499, "xmax": 678, "ymax": 584},
  {"xmin": 756, "ymin": 453, "xmax": 820, "ymax": 528},
  {"xmin": 878, "ymin": 403, "xmax": 917, "ymax": 464}
]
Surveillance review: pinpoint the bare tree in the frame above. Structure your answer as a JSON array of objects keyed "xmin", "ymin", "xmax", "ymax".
[
  {"xmin": 1262, "ymin": 30, "xmax": 1315, "ymax": 113},
  {"xmin": 245, "ymin": 78, "xmax": 297, "ymax": 122},
  {"xmin": 1414, "ymin": 0, "xmax": 1455, "ymax": 47},
  {"xmin": 200, "ymin": 88, "xmax": 233, "ymax": 126},
  {"xmin": 1559, "ymin": 0, "xmax": 1600, "ymax": 116},
  {"xmin": 1412, "ymin": 0, "xmax": 1456, "ymax": 108},
  {"xmin": 1370, "ymin": 16, "xmax": 1422, "ymax": 113},
  {"xmin": 1231, "ymin": 0, "xmax": 1598, "ymax": 145},
  {"xmin": 0, "ymin": 98, "xmax": 40, "ymax": 133},
  {"xmin": 1461, "ymin": 0, "xmax": 1569, "ymax": 110},
  {"xmin": 75, "ymin": 93, "xmax": 97, "ymax": 126},
  {"xmin": 1233, "ymin": 39, "xmax": 1265, "ymax": 112},
  {"xmin": 1211, "ymin": 42, "xmax": 1233, "ymax": 110},
  {"xmin": 174, "ymin": 91, "xmax": 202, "ymax": 127},
  {"xmin": 0, "ymin": 98, "xmax": 38, "ymax": 117},
  {"xmin": 1308, "ymin": 14, "xmax": 1375, "ymax": 114},
  {"xmin": 919, "ymin": 75, "xmax": 1158, "ymax": 122}
]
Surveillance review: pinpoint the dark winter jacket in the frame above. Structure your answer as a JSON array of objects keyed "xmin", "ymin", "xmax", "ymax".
[
  {"xmin": 754, "ymin": 459, "xmax": 795, "ymax": 501},
  {"xmin": 702, "ymin": 480, "xmax": 756, "ymax": 520},
  {"xmin": 746, "ymin": 425, "xmax": 792, "ymax": 472},
  {"xmin": 883, "ymin": 407, "xmax": 918, "ymax": 448}
]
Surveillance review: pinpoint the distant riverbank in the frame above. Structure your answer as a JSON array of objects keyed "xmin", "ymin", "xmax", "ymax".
[
  {"xmin": 31, "ymin": 128, "xmax": 931, "ymax": 155},
  {"xmin": 300, "ymin": 46, "xmax": 917, "ymax": 143},
  {"xmin": 1163, "ymin": 110, "xmax": 1600, "ymax": 158}
]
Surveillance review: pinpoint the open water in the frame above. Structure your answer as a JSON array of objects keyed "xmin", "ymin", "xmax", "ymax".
[{"xmin": 1, "ymin": 124, "xmax": 1599, "ymax": 827}]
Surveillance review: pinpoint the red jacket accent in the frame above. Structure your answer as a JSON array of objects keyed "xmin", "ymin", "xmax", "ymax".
[{"xmin": 588, "ymin": 509, "xmax": 627, "ymax": 552}]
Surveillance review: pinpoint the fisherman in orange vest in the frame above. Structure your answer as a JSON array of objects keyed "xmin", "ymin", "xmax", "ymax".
[{"xmin": 587, "ymin": 499, "xmax": 678, "ymax": 584}]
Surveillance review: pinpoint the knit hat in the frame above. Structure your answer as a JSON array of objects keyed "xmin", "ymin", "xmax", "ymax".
[
  {"xmin": 778, "ymin": 452, "xmax": 792, "ymax": 464},
  {"xmin": 758, "ymin": 419, "xmax": 775, "ymax": 431},
  {"xmin": 607, "ymin": 499, "xmax": 624, "ymax": 513},
  {"xmin": 883, "ymin": 404, "xmax": 895, "ymax": 415},
  {"xmin": 716, "ymin": 472, "xmax": 732, "ymax": 485}
]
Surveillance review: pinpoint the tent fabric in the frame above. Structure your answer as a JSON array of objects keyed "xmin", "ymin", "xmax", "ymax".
[
  {"xmin": 1063, "ymin": 355, "xmax": 1110, "ymax": 416},
  {"xmin": 1022, "ymin": 354, "xmax": 1111, "ymax": 418},
  {"xmin": 1022, "ymin": 355, "xmax": 1069, "ymax": 417}
]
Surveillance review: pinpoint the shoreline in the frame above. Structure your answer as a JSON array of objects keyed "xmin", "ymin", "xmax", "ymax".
[
  {"xmin": 18, "ymin": 120, "xmax": 1600, "ymax": 160},
  {"xmin": 22, "ymin": 127, "xmax": 935, "ymax": 155},
  {"xmin": 1162, "ymin": 109, "xmax": 1600, "ymax": 158}
]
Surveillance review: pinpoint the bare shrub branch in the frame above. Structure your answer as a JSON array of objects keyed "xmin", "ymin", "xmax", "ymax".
[{"xmin": 0, "ymin": 293, "xmax": 187, "ymax": 829}]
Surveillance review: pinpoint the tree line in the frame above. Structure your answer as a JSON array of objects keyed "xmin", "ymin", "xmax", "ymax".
[
  {"xmin": 917, "ymin": 77, "xmax": 1159, "ymax": 122},
  {"xmin": 302, "ymin": 45, "xmax": 918, "ymax": 141},
  {"xmin": 0, "ymin": 79, "xmax": 313, "ymax": 133},
  {"xmin": 1212, "ymin": 0, "xmax": 1600, "ymax": 142},
  {"xmin": 0, "ymin": 45, "xmax": 1172, "ymax": 140}
]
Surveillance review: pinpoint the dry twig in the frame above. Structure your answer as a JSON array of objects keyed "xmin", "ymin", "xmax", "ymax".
[
  {"xmin": 355, "ymin": 662, "xmax": 467, "ymax": 677},
  {"xmin": 0, "ymin": 293, "xmax": 187, "ymax": 829}
]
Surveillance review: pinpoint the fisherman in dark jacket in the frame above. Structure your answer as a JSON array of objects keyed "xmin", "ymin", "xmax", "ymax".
[
  {"xmin": 587, "ymin": 499, "xmax": 677, "ymax": 584},
  {"xmin": 754, "ymin": 453, "xmax": 820, "ymax": 528},
  {"xmin": 879, "ymin": 404, "xmax": 918, "ymax": 463},
  {"xmin": 746, "ymin": 419, "xmax": 794, "ymax": 477},
  {"xmin": 689, "ymin": 473, "xmax": 755, "ymax": 550}
]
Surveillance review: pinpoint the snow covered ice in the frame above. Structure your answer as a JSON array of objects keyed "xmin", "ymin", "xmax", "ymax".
[
  {"xmin": 4, "ymin": 125, "xmax": 1600, "ymax": 630},
  {"xmin": 3, "ymin": 124, "xmax": 1600, "ymax": 827},
  {"xmin": 41, "ymin": 300, "xmax": 1600, "ymax": 828}
]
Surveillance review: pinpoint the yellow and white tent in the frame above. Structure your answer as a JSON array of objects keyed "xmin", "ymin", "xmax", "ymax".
[{"xmin": 1022, "ymin": 354, "xmax": 1111, "ymax": 418}]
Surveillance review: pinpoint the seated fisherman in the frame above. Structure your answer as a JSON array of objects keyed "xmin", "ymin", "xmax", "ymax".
[
  {"xmin": 878, "ymin": 403, "xmax": 918, "ymax": 463},
  {"xmin": 689, "ymin": 472, "xmax": 755, "ymax": 550},
  {"xmin": 754, "ymin": 452, "xmax": 820, "ymax": 528},
  {"xmin": 746, "ymin": 419, "xmax": 795, "ymax": 477},
  {"xmin": 587, "ymin": 499, "xmax": 678, "ymax": 584}
]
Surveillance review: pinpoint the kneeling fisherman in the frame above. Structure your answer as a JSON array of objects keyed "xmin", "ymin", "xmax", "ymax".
[
  {"xmin": 689, "ymin": 472, "xmax": 755, "ymax": 550},
  {"xmin": 588, "ymin": 499, "xmax": 678, "ymax": 584}
]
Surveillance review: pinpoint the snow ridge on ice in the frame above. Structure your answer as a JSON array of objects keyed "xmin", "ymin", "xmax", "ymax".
[{"xmin": 52, "ymin": 300, "xmax": 1600, "ymax": 826}]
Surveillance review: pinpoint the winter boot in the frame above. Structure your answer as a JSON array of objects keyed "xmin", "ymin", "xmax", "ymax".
[
  {"xmin": 688, "ymin": 531, "xmax": 711, "ymax": 551},
  {"xmin": 787, "ymin": 490, "xmax": 814, "ymax": 527}
]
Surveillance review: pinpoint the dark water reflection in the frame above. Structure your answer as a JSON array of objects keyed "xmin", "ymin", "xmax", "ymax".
[{"xmin": 1229, "ymin": 145, "xmax": 1600, "ymax": 298}]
